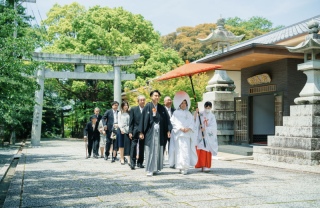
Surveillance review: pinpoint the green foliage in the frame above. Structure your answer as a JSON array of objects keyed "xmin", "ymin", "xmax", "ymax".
[
  {"xmin": 160, "ymin": 16, "xmax": 284, "ymax": 61},
  {"xmin": 0, "ymin": 6, "xmax": 39, "ymax": 140},
  {"xmin": 125, "ymin": 73, "xmax": 209, "ymax": 110},
  {"xmin": 38, "ymin": 3, "xmax": 183, "ymax": 137},
  {"xmin": 225, "ymin": 16, "xmax": 284, "ymax": 41},
  {"xmin": 161, "ymin": 23, "xmax": 216, "ymax": 62}
]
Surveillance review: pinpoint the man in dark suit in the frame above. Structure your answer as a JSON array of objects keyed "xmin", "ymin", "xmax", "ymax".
[
  {"xmin": 90, "ymin": 107, "xmax": 102, "ymax": 157},
  {"xmin": 102, "ymin": 101, "xmax": 119, "ymax": 162},
  {"xmin": 129, "ymin": 95, "xmax": 146, "ymax": 170},
  {"xmin": 163, "ymin": 96, "xmax": 175, "ymax": 155},
  {"xmin": 84, "ymin": 115, "xmax": 100, "ymax": 158}
]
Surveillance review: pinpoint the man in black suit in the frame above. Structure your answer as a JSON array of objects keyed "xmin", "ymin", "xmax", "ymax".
[
  {"xmin": 129, "ymin": 95, "xmax": 146, "ymax": 170},
  {"xmin": 163, "ymin": 96, "xmax": 175, "ymax": 155},
  {"xmin": 90, "ymin": 107, "xmax": 102, "ymax": 157},
  {"xmin": 84, "ymin": 115, "xmax": 100, "ymax": 158},
  {"xmin": 102, "ymin": 101, "xmax": 119, "ymax": 162}
]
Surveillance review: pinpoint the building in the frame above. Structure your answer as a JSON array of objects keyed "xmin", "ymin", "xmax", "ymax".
[{"xmin": 195, "ymin": 15, "xmax": 320, "ymax": 145}]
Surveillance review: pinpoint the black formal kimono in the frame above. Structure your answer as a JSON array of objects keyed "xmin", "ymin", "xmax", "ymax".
[
  {"xmin": 84, "ymin": 121, "xmax": 100, "ymax": 157},
  {"xmin": 90, "ymin": 114, "xmax": 102, "ymax": 155},
  {"xmin": 138, "ymin": 102, "xmax": 171, "ymax": 172}
]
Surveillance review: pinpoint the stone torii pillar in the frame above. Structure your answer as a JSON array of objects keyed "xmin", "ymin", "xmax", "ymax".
[{"xmin": 30, "ymin": 53, "xmax": 139, "ymax": 146}]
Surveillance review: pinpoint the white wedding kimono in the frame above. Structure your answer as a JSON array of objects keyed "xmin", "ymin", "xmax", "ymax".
[
  {"xmin": 195, "ymin": 111, "xmax": 218, "ymax": 156},
  {"xmin": 169, "ymin": 109, "xmax": 198, "ymax": 170}
]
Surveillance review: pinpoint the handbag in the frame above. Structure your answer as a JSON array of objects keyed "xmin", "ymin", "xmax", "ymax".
[{"xmin": 110, "ymin": 126, "xmax": 117, "ymax": 140}]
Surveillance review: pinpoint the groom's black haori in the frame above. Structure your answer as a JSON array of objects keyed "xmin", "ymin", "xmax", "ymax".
[{"xmin": 138, "ymin": 90, "xmax": 172, "ymax": 175}]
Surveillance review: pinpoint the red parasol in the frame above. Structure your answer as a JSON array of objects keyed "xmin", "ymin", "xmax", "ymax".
[
  {"xmin": 157, "ymin": 61, "xmax": 222, "ymax": 147},
  {"xmin": 158, "ymin": 62, "xmax": 222, "ymax": 81}
]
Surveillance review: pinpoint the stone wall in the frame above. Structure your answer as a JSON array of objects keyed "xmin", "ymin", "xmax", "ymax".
[{"xmin": 241, "ymin": 58, "xmax": 305, "ymax": 116}]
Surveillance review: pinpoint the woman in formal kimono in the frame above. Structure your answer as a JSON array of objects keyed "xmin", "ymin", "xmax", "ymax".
[
  {"xmin": 194, "ymin": 101, "xmax": 218, "ymax": 172},
  {"xmin": 169, "ymin": 91, "xmax": 197, "ymax": 175},
  {"xmin": 138, "ymin": 90, "xmax": 171, "ymax": 177}
]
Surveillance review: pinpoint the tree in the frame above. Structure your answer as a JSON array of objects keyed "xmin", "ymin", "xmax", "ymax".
[
  {"xmin": 125, "ymin": 73, "xmax": 209, "ymax": 111},
  {"xmin": 0, "ymin": 5, "xmax": 39, "ymax": 141},
  {"xmin": 160, "ymin": 16, "xmax": 283, "ymax": 61},
  {"xmin": 225, "ymin": 16, "xmax": 284, "ymax": 41},
  {"xmin": 161, "ymin": 23, "xmax": 216, "ymax": 62},
  {"xmin": 38, "ymin": 3, "xmax": 183, "ymax": 137}
]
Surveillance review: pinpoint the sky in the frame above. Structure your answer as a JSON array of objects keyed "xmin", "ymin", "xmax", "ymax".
[{"xmin": 23, "ymin": 0, "xmax": 319, "ymax": 36}]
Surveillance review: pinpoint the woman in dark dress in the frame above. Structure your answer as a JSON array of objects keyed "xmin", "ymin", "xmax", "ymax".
[{"xmin": 117, "ymin": 101, "xmax": 131, "ymax": 165}]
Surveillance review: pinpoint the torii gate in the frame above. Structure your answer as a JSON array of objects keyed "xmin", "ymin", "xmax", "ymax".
[{"xmin": 31, "ymin": 52, "xmax": 139, "ymax": 146}]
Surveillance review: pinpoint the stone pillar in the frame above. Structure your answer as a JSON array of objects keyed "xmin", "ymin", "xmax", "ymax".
[
  {"xmin": 31, "ymin": 69, "xmax": 45, "ymax": 146},
  {"xmin": 75, "ymin": 63, "xmax": 85, "ymax": 72},
  {"xmin": 113, "ymin": 65, "xmax": 122, "ymax": 105},
  {"xmin": 199, "ymin": 70, "xmax": 238, "ymax": 145}
]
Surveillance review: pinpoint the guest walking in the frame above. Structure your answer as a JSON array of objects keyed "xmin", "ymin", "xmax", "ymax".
[
  {"xmin": 98, "ymin": 116, "xmax": 106, "ymax": 158},
  {"xmin": 102, "ymin": 101, "xmax": 119, "ymax": 162},
  {"xmin": 91, "ymin": 107, "xmax": 102, "ymax": 156},
  {"xmin": 118, "ymin": 101, "xmax": 130, "ymax": 165},
  {"xmin": 84, "ymin": 115, "xmax": 100, "ymax": 158},
  {"xmin": 129, "ymin": 95, "xmax": 146, "ymax": 170},
  {"xmin": 163, "ymin": 96, "xmax": 175, "ymax": 156}
]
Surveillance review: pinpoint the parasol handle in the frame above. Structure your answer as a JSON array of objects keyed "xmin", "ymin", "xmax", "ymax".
[{"xmin": 189, "ymin": 76, "xmax": 206, "ymax": 148}]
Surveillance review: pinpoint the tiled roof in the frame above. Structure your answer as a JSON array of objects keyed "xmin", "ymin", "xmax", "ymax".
[{"xmin": 196, "ymin": 15, "xmax": 320, "ymax": 63}]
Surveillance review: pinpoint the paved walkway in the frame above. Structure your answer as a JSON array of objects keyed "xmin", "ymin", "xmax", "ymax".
[{"xmin": 3, "ymin": 138, "xmax": 320, "ymax": 207}]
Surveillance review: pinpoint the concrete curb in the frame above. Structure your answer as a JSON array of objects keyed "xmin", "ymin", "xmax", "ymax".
[{"xmin": 0, "ymin": 144, "xmax": 22, "ymax": 182}]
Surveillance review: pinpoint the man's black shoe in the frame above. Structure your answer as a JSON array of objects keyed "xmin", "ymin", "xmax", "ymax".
[
  {"xmin": 137, "ymin": 164, "xmax": 144, "ymax": 168},
  {"xmin": 93, "ymin": 155, "xmax": 98, "ymax": 159},
  {"xmin": 104, "ymin": 156, "xmax": 108, "ymax": 160},
  {"xmin": 111, "ymin": 157, "xmax": 115, "ymax": 163},
  {"xmin": 131, "ymin": 165, "xmax": 135, "ymax": 170}
]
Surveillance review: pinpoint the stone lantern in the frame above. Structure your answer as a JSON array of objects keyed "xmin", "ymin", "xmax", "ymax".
[
  {"xmin": 197, "ymin": 18, "xmax": 245, "ymax": 145},
  {"xmin": 287, "ymin": 20, "xmax": 320, "ymax": 104}
]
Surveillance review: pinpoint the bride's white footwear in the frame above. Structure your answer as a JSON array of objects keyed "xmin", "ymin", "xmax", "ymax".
[
  {"xmin": 146, "ymin": 171, "xmax": 153, "ymax": 177},
  {"xmin": 181, "ymin": 169, "xmax": 188, "ymax": 175}
]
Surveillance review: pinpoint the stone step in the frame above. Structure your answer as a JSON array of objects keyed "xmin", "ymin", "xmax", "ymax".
[
  {"xmin": 218, "ymin": 145, "xmax": 253, "ymax": 156},
  {"xmin": 275, "ymin": 126, "xmax": 320, "ymax": 138},
  {"xmin": 289, "ymin": 104, "xmax": 320, "ymax": 116},
  {"xmin": 283, "ymin": 116, "xmax": 320, "ymax": 127},
  {"xmin": 253, "ymin": 146, "xmax": 320, "ymax": 162},
  {"xmin": 253, "ymin": 152, "xmax": 320, "ymax": 166},
  {"xmin": 268, "ymin": 136, "xmax": 320, "ymax": 150}
]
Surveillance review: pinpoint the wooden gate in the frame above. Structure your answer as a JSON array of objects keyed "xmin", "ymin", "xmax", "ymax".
[{"xmin": 234, "ymin": 97, "xmax": 249, "ymax": 143}]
